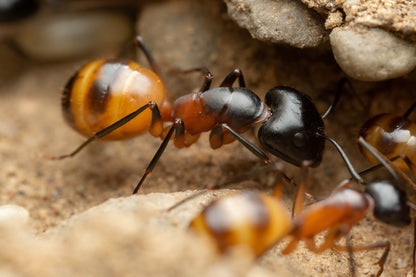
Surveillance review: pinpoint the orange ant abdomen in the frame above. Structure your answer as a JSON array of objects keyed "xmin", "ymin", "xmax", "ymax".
[
  {"xmin": 190, "ymin": 191, "xmax": 291, "ymax": 256},
  {"xmin": 62, "ymin": 59, "xmax": 171, "ymax": 140},
  {"xmin": 359, "ymin": 113, "xmax": 416, "ymax": 170}
]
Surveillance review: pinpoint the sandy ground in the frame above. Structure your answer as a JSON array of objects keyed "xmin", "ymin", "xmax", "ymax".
[{"xmin": 0, "ymin": 1, "xmax": 416, "ymax": 276}]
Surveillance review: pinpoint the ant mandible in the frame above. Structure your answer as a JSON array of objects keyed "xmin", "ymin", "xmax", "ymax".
[
  {"xmin": 49, "ymin": 35, "xmax": 361, "ymax": 194},
  {"xmin": 190, "ymin": 137, "xmax": 413, "ymax": 277}
]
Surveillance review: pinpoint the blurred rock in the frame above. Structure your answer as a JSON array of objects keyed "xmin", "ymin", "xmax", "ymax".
[
  {"xmin": 0, "ymin": 191, "xmax": 297, "ymax": 277},
  {"xmin": 224, "ymin": 0, "xmax": 327, "ymax": 48},
  {"xmin": 14, "ymin": 10, "xmax": 133, "ymax": 61},
  {"xmin": 330, "ymin": 26, "xmax": 416, "ymax": 81},
  {"xmin": 0, "ymin": 43, "xmax": 24, "ymax": 87},
  {"xmin": 137, "ymin": 0, "xmax": 279, "ymax": 98},
  {"xmin": 0, "ymin": 204, "xmax": 29, "ymax": 226}
]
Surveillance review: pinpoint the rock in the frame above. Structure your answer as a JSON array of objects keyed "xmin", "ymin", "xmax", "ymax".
[
  {"xmin": 13, "ymin": 10, "xmax": 133, "ymax": 61},
  {"xmin": 342, "ymin": 0, "xmax": 416, "ymax": 40},
  {"xmin": 330, "ymin": 26, "xmax": 416, "ymax": 81},
  {"xmin": 0, "ymin": 204, "xmax": 29, "ymax": 226},
  {"xmin": 0, "ymin": 191, "xmax": 297, "ymax": 277},
  {"xmin": 224, "ymin": 0, "xmax": 327, "ymax": 48},
  {"xmin": 137, "ymin": 0, "xmax": 280, "ymax": 98}
]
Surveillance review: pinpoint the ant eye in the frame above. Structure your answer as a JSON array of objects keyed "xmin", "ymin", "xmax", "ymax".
[{"xmin": 293, "ymin": 132, "xmax": 307, "ymax": 148}]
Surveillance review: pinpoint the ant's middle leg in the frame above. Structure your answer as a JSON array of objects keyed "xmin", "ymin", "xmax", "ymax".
[
  {"xmin": 220, "ymin": 68, "xmax": 246, "ymax": 88},
  {"xmin": 133, "ymin": 118, "xmax": 185, "ymax": 194},
  {"xmin": 46, "ymin": 101, "xmax": 163, "ymax": 160},
  {"xmin": 133, "ymin": 36, "xmax": 164, "ymax": 79},
  {"xmin": 210, "ymin": 123, "xmax": 272, "ymax": 165}
]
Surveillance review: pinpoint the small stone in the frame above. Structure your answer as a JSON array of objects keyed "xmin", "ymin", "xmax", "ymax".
[
  {"xmin": 330, "ymin": 26, "xmax": 416, "ymax": 81},
  {"xmin": 224, "ymin": 0, "xmax": 327, "ymax": 48},
  {"xmin": 325, "ymin": 11, "xmax": 343, "ymax": 30},
  {"xmin": 0, "ymin": 204, "xmax": 29, "ymax": 225}
]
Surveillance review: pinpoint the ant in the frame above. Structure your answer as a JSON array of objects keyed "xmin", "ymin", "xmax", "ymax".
[
  {"xmin": 48, "ymin": 35, "xmax": 361, "ymax": 194},
  {"xmin": 190, "ymin": 137, "xmax": 413, "ymax": 277},
  {"xmin": 358, "ymin": 101, "xmax": 416, "ymax": 184}
]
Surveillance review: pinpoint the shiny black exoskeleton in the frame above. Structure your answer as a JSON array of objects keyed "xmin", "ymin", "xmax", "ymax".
[
  {"xmin": 365, "ymin": 180, "xmax": 411, "ymax": 226},
  {"xmin": 259, "ymin": 86, "xmax": 325, "ymax": 167}
]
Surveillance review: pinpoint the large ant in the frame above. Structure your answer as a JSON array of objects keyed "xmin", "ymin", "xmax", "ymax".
[
  {"xmin": 48, "ymin": 35, "xmax": 361, "ymax": 194},
  {"xmin": 190, "ymin": 137, "xmax": 413, "ymax": 277}
]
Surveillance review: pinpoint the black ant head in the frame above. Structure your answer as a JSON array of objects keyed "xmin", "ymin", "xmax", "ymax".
[
  {"xmin": 258, "ymin": 86, "xmax": 325, "ymax": 167},
  {"xmin": 365, "ymin": 181, "xmax": 411, "ymax": 227}
]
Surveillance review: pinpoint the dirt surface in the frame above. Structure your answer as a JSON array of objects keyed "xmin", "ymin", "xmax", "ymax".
[{"xmin": 0, "ymin": 0, "xmax": 416, "ymax": 276}]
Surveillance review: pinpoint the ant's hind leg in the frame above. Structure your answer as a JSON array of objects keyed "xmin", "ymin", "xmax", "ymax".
[
  {"xmin": 174, "ymin": 67, "xmax": 214, "ymax": 93},
  {"xmin": 44, "ymin": 101, "xmax": 163, "ymax": 160}
]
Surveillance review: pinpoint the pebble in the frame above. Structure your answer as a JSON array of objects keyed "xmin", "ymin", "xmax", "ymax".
[
  {"xmin": 224, "ymin": 0, "xmax": 327, "ymax": 48},
  {"xmin": 13, "ymin": 10, "xmax": 133, "ymax": 61},
  {"xmin": 330, "ymin": 26, "xmax": 416, "ymax": 81},
  {"xmin": 0, "ymin": 204, "xmax": 29, "ymax": 225}
]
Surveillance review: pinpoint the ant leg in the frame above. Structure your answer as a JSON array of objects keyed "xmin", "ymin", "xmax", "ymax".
[
  {"xmin": 403, "ymin": 101, "xmax": 416, "ymax": 118},
  {"xmin": 219, "ymin": 68, "xmax": 246, "ymax": 88},
  {"xmin": 281, "ymin": 238, "xmax": 300, "ymax": 255},
  {"xmin": 168, "ymin": 163, "xmax": 291, "ymax": 212},
  {"xmin": 305, "ymin": 226, "xmax": 347, "ymax": 253},
  {"xmin": 319, "ymin": 134, "xmax": 363, "ymax": 183},
  {"xmin": 346, "ymin": 235, "xmax": 356, "ymax": 277},
  {"xmin": 358, "ymin": 156, "xmax": 400, "ymax": 177},
  {"xmin": 400, "ymin": 154, "xmax": 416, "ymax": 180},
  {"xmin": 133, "ymin": 36, "xmax": 164, "ymax": 80},
  {"xmin": 292, "ymin": 162, "xmax": 309, "ymax": 217},
  {"xmin": 196, "ymin": 70, "xmax": 213, "ymax": 92},
  {"xmin": 133, "ymin": 118, "xmax": 184, "ymax": 194},
  {"xmin": 211, "ymin": 123, "xmax": 300, "ymax": 185},
  {"xmin": 170, "ymin": 67, "xmax": 213, "ymax": 93},
  {"xmin": 332, "ymin": 241, "xmax": 390, "ymax": 277},
  {"xmin": 330, "ymin": 179, "xmax": 352, "ymax": 195},
  {"xmin": 211, "ymin": 123, "xmax": 272, "ymax": 165},
  {"xmin": 358, "ymin": 137, "xmax": 404, "ymax": 183},
  {"xmin": 45, "ymin": 101, "xmax": 163, "ymax": 160}
]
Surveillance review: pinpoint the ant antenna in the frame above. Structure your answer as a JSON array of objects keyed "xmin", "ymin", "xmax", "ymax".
[
  {"xmin": 317, "ymin": 134, "xmax": 363, "ymax": 183},
  {"xmin": 357, "ymin": 137, "xmax": 401, "ymax": 183},
  {"xmin": 403, "ymin": 101, "xmax": 416, "ymax": 118},
  {"xmin": 321, "ymin": 78, "xmax": 345, "ymax": 119}
]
